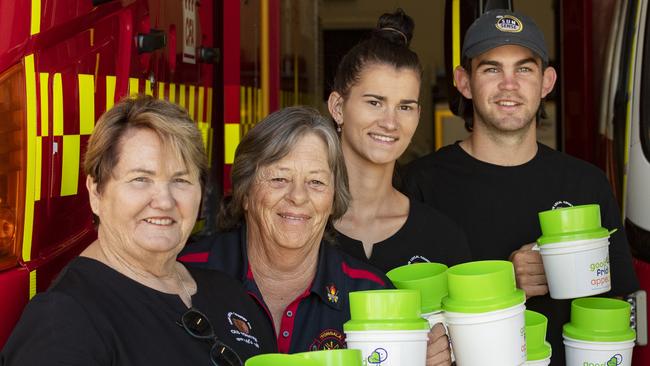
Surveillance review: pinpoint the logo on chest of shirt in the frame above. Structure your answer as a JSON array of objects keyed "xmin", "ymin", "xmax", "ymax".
[
  {"xmin": 309, "ymin": 328, "xmax": 345, "ymax": 350},
  {"xmin": 326, "ymin": 284, "xmax": 339, "ymax": 304},
  {"xmin": 552, "ymin": 200, "xmax": 574, "ymax": 209},
  {"xmin": 408, "ymin": 255, "xmax": 431, "ymax": 265},
  {"xmin": 227, "ymin": 311, "xmax": 260, "ymax": 349}
]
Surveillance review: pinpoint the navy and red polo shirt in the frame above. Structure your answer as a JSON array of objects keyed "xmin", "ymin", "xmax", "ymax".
[{"xmin": 179, "ymin": 225, "xmax": 392, "ymax": 353}]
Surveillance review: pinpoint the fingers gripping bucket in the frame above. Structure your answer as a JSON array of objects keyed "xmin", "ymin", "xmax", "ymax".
[
  {"xmin": 442, "ymin": 260, "xmax": 527, "ymax": 366},
  {"xmin": 344, "ymin": 290, "xmax": 430, "ymax": 366},
  {"xmin": 563, "ymin": 298, "xmax": 636, "ymax": 366},
  {"xmin": 537, "ymin": 204, "xmax": 613, "ymax": 299}
]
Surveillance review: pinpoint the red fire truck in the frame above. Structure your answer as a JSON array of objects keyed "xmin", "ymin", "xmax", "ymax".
[{"xmin": 0, "ymin": 0, "xmax": 223, "ymax": 346}]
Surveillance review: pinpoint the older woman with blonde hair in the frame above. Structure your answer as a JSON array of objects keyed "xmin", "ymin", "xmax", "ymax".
[{"xmin": 1, "ymin": 96, "xmax": 274, "ymax": 366}]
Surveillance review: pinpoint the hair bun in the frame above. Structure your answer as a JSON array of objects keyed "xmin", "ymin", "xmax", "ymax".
[{"xmin": 374, "ymin": 8, "xmax": 415, "ymax": 47}]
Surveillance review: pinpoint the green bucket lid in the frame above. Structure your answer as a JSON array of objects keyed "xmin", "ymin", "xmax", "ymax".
[
  {"xmin": 563, "ymin": 297, "xmax": 636, "ymax": 342},
  {"xmin": 295, "ymin": 349, "xmax": 362, "ymax": 366},
  {"xmin": 344, "ymin": 289, "xmax": 430, "ymax": 331},
  {"xmin": 386, "ymin": 263, "xmax": 448, "ymax": 313},
  {"xmin": 245, "ymin": 353, "xmax": 318, "ymax": 366},
  {"xmin": 441, "ymin": 260, "xmax": 525, "ymax": 313},
  {"xmin": 537, "ymin": 204, "xmax": 612, "ymax": 245},
  {"xmin": 525, "ymin": 310, "xmax": 552, "ymax": 361}
]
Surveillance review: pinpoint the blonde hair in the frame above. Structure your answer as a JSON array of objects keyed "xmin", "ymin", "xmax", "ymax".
[{"xmin": 83, "ymin": 95, "xmax": 208, "ymax": 193}]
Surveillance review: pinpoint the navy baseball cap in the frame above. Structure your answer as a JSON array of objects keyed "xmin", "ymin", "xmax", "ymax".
[{"xmin": 462, "ymin": 9, "xmax": 549, "ymax": 63}]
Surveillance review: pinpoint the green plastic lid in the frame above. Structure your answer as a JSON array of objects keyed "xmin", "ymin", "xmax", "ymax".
[
  {"xmin": 442, "ymin": 260, "xmax": 525, "ymax": 313},
  {"xmin": 295, "ymin": 349, "xmax": 362, "ymax": 366},
  {"xmin": 344, "ymin": 289, "xmax": 430, "ymax": 331},
  {"xmin": 537, "ymin": 204, "xmax": 612, "ymax": 245},
  {"xmin": 563, "ymin": 297, "xmax": 636, "ymax": 342},
  {"xmin": 525, "ymin": 310, "xmax": 552, "ymax": 361},
  {"xmin": 245, "ymin": 353, "xmax": 318, "ymax": 366},
  {"xmin": 386, "ymin": 263, "xmax": 448, "ymax": 313}
]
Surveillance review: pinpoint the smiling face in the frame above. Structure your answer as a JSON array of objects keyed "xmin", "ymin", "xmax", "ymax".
[
  {"xmin": 455, "ymin": 44, "xmax": 556, "ymax": 135},
  {"xmin": 329, "ymin": 63, "xmax": 421, "ymax": 165},
  {"xmin": 87, "ymin": 128, "xmax": 202, "ymax": 259},
  {"xmin": 244, "ymin": 133, "xmax": 334, "ymax": 253}
]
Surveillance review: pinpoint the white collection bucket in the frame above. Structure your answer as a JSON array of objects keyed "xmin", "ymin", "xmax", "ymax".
[
  {"xmin": 444, "ymin": 303, "xmax": 527, "ymax": 366},
  {"xmin": 345, "ymin": 329, "xmax": 429, "ymax": 366},
  {"xmin": 422, "ymin": 310, "xmax": 455, "ymax": 362},
  {"xmin": 538, "ymin": 237, "xmax": 611, "ymax": 299},
  {"xmin": 525, "ymin": 357, "xmax": 551, "ymax": 365},
  {"xmin": 563, "ymin": 336, "xmax": 634, "ymax": 366}
]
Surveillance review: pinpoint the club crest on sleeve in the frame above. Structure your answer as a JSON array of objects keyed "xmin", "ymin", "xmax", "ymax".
[{"xmin": 495, "ymin": 15, "xmax": 523, "ymax": 33}]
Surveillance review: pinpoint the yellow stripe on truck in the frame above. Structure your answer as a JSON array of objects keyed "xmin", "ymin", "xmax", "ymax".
[
  {"xmin": 39, "ymin": 73, "xmax": 49, "ymax": 136},
  {"xmin": 29, "ymin": 270, "xmax": 37, "ymax": 299},
  {"xmin": 198, "ymin": 86, "xmax": 205, "ymax": 124},
  {"xmin": 207, "ymin": 87, "xmax": 213, "ymax": 124},
  {"xmin": 158, "ymin": 82, "xmax": 165, "ymax": 100},
  {"xmin": 60, "ymin": 135, "xmax": 80, "ymax": 197},
  {"xmin": 179, "ymin": 84, "xmax": 186, "ymax": 108},
  {"xmin": 225, "ymin": 123, "xmax": 240, "ymax": 164},
  {"xmin": 30, "ymin": 0, "xmax": 41, "ymax": 35},
  {"xmin": 189, "ymin": 85, "xmax": 196, "ymax": 120},
  {"xmin": 169, "ymin": 83, "xmax": 176, "ymax": 103},
  {"xmin": 35, "ymin": 137, "xmax": 42, "ymax": 201},
  {"xmin": 145, "ymin": 79, "xmax": 153, "ymax": 96},
  {"xmin": 106, "ymin": 75, "xmax": 116, "ymax": 110},
  {"xmin": 53, "ymin": 73, "xmax": 63, "ymax": 136},
  {"xmin": 23, "ymin": 54, "xmax": 37, "ymax": 262},
  {"xmin": 129, "ymin": 78, "xmax": 139, "ymax": 96},
  {"xmin": 78, "ymin": 74, "xmax": 95, "ymax": 135}
]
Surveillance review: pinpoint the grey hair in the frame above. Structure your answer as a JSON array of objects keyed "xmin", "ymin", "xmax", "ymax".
[{"xmin": 217, "ymin": 106, "xmax": 350, "ymax": 239}]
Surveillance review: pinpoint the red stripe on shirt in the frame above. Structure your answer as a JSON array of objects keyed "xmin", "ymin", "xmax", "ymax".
[
  {"xmin": 277, "ymin": 287, "xmax": 311, "ymax": 353},
  {"xmin": 177, "ymin": 252, "xmax": 209, "ymax": 263},
  {"xmin": 341, "ymin": 262, "xmax": 385, "ymax": 286}
]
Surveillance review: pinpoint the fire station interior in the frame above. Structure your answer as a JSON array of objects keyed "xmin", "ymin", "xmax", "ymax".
[{"xmin": 1, "ymin": 0, "xmax": 650, "ymax": 363}]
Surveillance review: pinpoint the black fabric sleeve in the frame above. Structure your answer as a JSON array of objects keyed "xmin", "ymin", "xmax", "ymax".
[
  {"xmin": 594, "ymin": 174, "xmax": 640, "ymax": 296},
  {"xmin": 1, "ymin": 292, "xmax": 109, "ymax": 366}
]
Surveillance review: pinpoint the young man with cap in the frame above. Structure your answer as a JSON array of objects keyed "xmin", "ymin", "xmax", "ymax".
[{"xmin": 403, "ymin": 9, "xmax": 639, "ymax": 364}]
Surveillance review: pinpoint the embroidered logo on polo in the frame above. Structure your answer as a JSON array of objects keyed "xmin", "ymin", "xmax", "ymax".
[
  {"xmin": 309, "ymin": 328, "xmax": 345, "ymax": 350},
  {"xmin": 495, "ymin": 15, "xmax": 523, "ymax": 33},
  {"xmin": 326, "ymin": 284, "xmax": 339, "ymax": 303},
  {"xmin": 552, "ymin": 200, "xmax": 574, "ymax": 209},
  {"xmin": 408, "ymin": 255, "xmax": 431, "ymax": 265},
  {"xmin": 227, "ymin": 312, "xmax": 260, "ymax": 349}
]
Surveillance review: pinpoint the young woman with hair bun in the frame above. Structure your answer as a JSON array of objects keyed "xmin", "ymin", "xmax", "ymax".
[{"xmin": 328, "ymin": 10, "xmax": 471, "ymax": 365}]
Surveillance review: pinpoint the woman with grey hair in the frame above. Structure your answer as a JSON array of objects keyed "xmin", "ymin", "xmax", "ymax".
[{"xmin": 179, "ymin": 106, "xmax": 391, "ymax": 353}]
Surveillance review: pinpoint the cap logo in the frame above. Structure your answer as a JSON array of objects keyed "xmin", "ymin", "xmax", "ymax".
[{"xmin": 495, "ymin": 15, "xmax": 523, "ymax": 33}]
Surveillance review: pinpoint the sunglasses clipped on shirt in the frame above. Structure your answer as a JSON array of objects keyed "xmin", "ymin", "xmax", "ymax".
[{"xmin": 177, "ymin": 308, "xmax": 244, "ymax": 366}]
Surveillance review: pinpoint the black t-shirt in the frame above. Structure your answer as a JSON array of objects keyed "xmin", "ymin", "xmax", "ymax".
[
  {"xmin": 179, "ymin": 225, "xmax": 392, "ymax": 353},
  {"xmin": 0, "ymin": 257, "xmax": 275, "ymax": 366},
  {"xmin": 335, "ymin": 199, "xmax": 471, "ymax": 272},
  {"xmin": 403, "ymin": 142, "xmax": 640, "ymax": 366}
]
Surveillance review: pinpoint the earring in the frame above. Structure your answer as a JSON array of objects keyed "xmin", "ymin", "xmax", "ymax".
[{"xmin": 336, "ymin": 123, "xmax": 342, "ymax": 133}]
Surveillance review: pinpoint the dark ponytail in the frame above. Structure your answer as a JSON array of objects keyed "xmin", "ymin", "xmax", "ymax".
[{"xmin": 331, "ymin": 8, "xmax": 422, "ymax": 97}]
